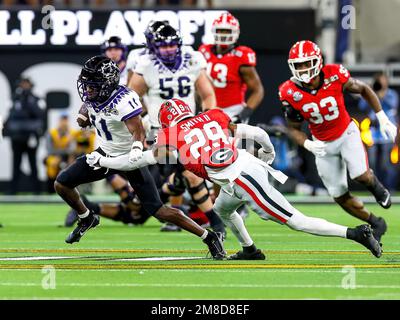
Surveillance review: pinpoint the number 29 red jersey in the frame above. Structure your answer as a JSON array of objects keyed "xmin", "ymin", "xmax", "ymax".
[
  {"xmin": 156, "ymin": 109, "xmax": 238, "ymax": 180},
  {"xmin": 278, "ymin": 64, "xmax": 352, "ymax": 141},
  {"xmin": 199, "ymin": 44, "xmax": 256, "ymax": 108}
]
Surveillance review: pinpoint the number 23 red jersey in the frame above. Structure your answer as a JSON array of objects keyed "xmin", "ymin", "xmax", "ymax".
[
  {"xmin": 156, "ymin": 109, "xmax": 238, "ymax": 180},
  {"xmin": 279, "ymin": 64, "xmax": 352, "ymax": 141},
  {"xmin": 199, "ymin": 44, "xmax": 256, "ymax": 108}
]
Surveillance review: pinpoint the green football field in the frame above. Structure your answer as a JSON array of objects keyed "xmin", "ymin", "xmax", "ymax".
[{"xmin": 0, "ymin": 203, "xmax": 399, "ymax": 300}]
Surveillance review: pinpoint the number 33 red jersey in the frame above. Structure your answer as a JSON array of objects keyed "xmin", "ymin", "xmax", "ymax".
[
  {"xmin": 199, "ymin": 44, "xmax": 256, "ymax": 108},
  {"xmin": 156, "ymin": 109, "xmax": 238, "ymax": 180},
  {"xmin": 279, "ymin": 64, "xmax": 352, "ymax": 141}
]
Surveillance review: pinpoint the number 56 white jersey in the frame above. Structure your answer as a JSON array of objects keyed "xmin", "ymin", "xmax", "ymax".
[
  {"xmin": 134, "ymin": 46, "xmax": 207, "ymax": 128},
  {"xmin": 86, "ymin": 85, "xmax": 142, "ymax": 157}
]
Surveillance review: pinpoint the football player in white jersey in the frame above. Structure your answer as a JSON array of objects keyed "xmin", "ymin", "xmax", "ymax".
[
  {"xmin": 128, "ymin": 24, "xmax": 216, "ymax": 131},
  {"xmin": 54, "ymin": 56, "xmax": 225, "ymax": 260},
  {"xmin": 101, "ymin": 36, "xmax": 128, "ymax": 85},
  {"xmin": 126, "ymin": 21, "xmax": 169, "ymax": 85},
  {"xmin": 128, "ymin": 23, "xmax": 225, "ymax": 235}
]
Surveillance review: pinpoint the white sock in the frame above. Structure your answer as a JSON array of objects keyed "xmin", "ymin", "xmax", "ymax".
[
  {"xmin": 221, "ymin": 211, "xmax": 254, "ymax": 247},
  {"xmin": 287, "ymin": 210, "xmax": 347, "ymax": 238},
  {"xmin": 200, "ymin": 229, "xmax": 208, "ymax": 240},
  {"xmin": 78, "ymin": 209, "xmax": 90, "ymax": 219}
]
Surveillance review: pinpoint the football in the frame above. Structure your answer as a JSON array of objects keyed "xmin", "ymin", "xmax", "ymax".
[{"xmin": 76, "ymin": 103, "xmax": 91, "ymax": 128}]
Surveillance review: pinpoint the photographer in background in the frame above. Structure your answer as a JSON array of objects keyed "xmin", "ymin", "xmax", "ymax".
[
  {"xmin": 44, "ymin": 112, "xmax": 75, "ymax": 193},
  {"xmin": 359, "ymin": 72, "xmax": 399, "ymax": 190},
  {"xmin": 4, "ymin": 77, "xmax": 45, "ymax": 194}
]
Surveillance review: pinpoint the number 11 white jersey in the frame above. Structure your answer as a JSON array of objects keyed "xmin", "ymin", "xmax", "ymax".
[
  {"xmin": 134, "ymin": 46, "xmax": 207, "ymax": 128},
  {"xmin": 86, "ymin": 85, "xmax": 142, "ymax": 156}
]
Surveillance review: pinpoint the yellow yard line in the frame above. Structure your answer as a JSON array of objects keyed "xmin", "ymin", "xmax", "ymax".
[{"xmin": 0, "ymin": 248, "xmax": 399, "ymax": 255}]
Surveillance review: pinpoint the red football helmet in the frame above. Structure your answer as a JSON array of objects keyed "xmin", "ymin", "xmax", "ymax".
[
  {"xmin": 288, "ymin": 40, "xmax": 323, "ymax": 84},
  {"xmin": 158, "ymin": 98, "xmax": 194, "ymax": 128},
  {"xmin": 211, "ymin": 12, "xmax": 240, "ymax": 46}
]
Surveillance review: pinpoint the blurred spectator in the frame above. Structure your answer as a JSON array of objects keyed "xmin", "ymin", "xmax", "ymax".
[
  {"xmin": 358, "ymin": 72, "xmax": 399, "ymax": 190},
  {"xmin": 72, "ymin": 128, "xmax": 96, "ymax": 158},
  {"xmin": 44, "ymin": 112, "xmax": 75, "ymax": 193},
  {"xmin": 4, "ymin": 77, "xmax": 45, "ymax": 194}
]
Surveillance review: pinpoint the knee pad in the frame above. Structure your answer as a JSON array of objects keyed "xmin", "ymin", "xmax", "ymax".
[
  {"xmin": 188, "ymin": 181, "xmax": 209, "ymax": 206},
  {"xmin": 164, "ymin": 172, "xmax": 186, "ymax": 196},
  {"xmin": 114, "ymin": 184, "xmax": 136, "ymax": 205}
]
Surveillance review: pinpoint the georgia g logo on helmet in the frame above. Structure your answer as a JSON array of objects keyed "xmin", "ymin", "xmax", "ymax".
[{"xmin": 287, "ymin": 40, "xmax": 323, "ymax": 84}]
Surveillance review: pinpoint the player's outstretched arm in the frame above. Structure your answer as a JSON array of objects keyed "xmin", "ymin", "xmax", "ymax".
[
  {"xmin": 344, "ymin": 77, "xmax": 398, "ymax": 141},
  {"xmin": 195, "ymin": 70, "xmax": 217, "ymax": 111},
  {"xmin": 86, "ymin": 149, "xmax": 157, "ymax": 171},
  {"xmin": 229, "ymin": 122, "xmax": 274, "ymax": 152}
]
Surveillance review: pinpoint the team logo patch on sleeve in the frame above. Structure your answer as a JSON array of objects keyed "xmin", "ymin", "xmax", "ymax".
[{"xmin": 293, "ymin": 91, "xmax": 303, "ymax": 102}]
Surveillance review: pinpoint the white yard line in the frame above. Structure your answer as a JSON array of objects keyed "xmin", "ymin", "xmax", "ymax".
[{"xmin": 0, "ymin": 282, "xmax": 400, "ymax": 289}]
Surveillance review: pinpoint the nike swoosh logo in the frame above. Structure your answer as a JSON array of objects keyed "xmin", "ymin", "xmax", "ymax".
[{"xmin": 381, "ymin": 194, "xmax": 390, "ymax": 207}]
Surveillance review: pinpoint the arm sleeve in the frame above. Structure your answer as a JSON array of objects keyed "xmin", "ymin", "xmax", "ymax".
[
  {"xmin": 282, "ymin": 102, "xmax": 304, "ymax": 122},
  {"xmin": 235, "ymin": 123, "xmax": 274, "ymax": 152},
  {"xmin": 99, "ymin": 150, "xmax": 157, "ymax": 171}
]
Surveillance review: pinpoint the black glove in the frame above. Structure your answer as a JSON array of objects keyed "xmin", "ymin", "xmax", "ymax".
[{"xmin": 235, "ymin": 107, "xmax": 253, "ymax": 124}]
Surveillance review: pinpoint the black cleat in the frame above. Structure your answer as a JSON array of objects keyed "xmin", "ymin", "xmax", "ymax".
[
  {"xmin": 160, "ymin": 222, "xmax": 182, "ymax": 232},
  {"xmin": 376, "ymin": 188, "xmax": 391, "ymax": 209},
  {"xmin": 372, "ymin": 217, "xmax": 387, "ymax": 244},
  {"xmin": 211, "ymin": 223, "xmax": 227, "ymax": 241},
  {"xmin": 369, "ymin": 176, "xmax": 392, "ymax": 209},
  {"xmin": 228, "ymin": 249, "xmax": 266, "ymax": 260},
  {"xmin": 203, "ymin": 230, "xmax": 226, "ymax": 260},
  {"xmin": 65, "ymin": 213, "xmax": 99, "ymax": 244},
  {"xmin": 64, "ymin": 209, "xmax": 79, "ymax": 227},
  {"xmin": 352, "ymin": 224, "xmax": 382, "ymax": 258}
]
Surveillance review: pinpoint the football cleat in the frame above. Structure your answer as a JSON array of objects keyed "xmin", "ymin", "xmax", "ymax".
[
  {"xmin": 212, "ymin": 223, "xmax": 227, "ymax": 241},
  {"xmin": 65, "ymin": 213, "xmax": 100, "ymax": 244},
  {"xmin": 160, "ymin": 222, "xmax": 181, "ymax": 232},
  {"xmin": 64, "ymin": 209, "xmax": 79, "ymax": 227},
  {"xmin": 227, "ymin": 249, "xmax": 266, "ymax": 261},
  {"xmin": 352, "ymin": 224, "xmax": 382, "ymax": 258},
  {"xmin": 375, "ymin": 188, "xmax": 392, "ymax": 209},
  {"xmin": 203, "ymin": 230, "xmax": 226, "ymax": 260},
  {"xmin": 369, "ymin": 176, "xmax": 392, "ymax": 209},
  {"xmin": 372, "ymin": 217, "xmax": 387, "ymax": 244}
]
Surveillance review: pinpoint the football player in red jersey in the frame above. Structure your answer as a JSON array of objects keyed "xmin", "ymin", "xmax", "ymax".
[
  {"xmin": 89, "ymin": 98, "xmax": 383, "ymax": 259},
  {"xmin": 279, "ymin": 40, "xmax": 398, "ymax": 244},
  {"xmin": 199, "ymin": 12, "xmax": 264, "ymax": 123}
]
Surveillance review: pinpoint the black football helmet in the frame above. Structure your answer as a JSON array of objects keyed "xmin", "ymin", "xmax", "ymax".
[
  {"xmin": 77, "ymin": 55, "xmax": 120, "ymax": 103},
  {"xmin": 144, "ymin": 20, "xmax": 169, "ymax": 51},
  {"xmin": 150, "ymin": 24, "xmax": 182, "ymax": 64}
]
